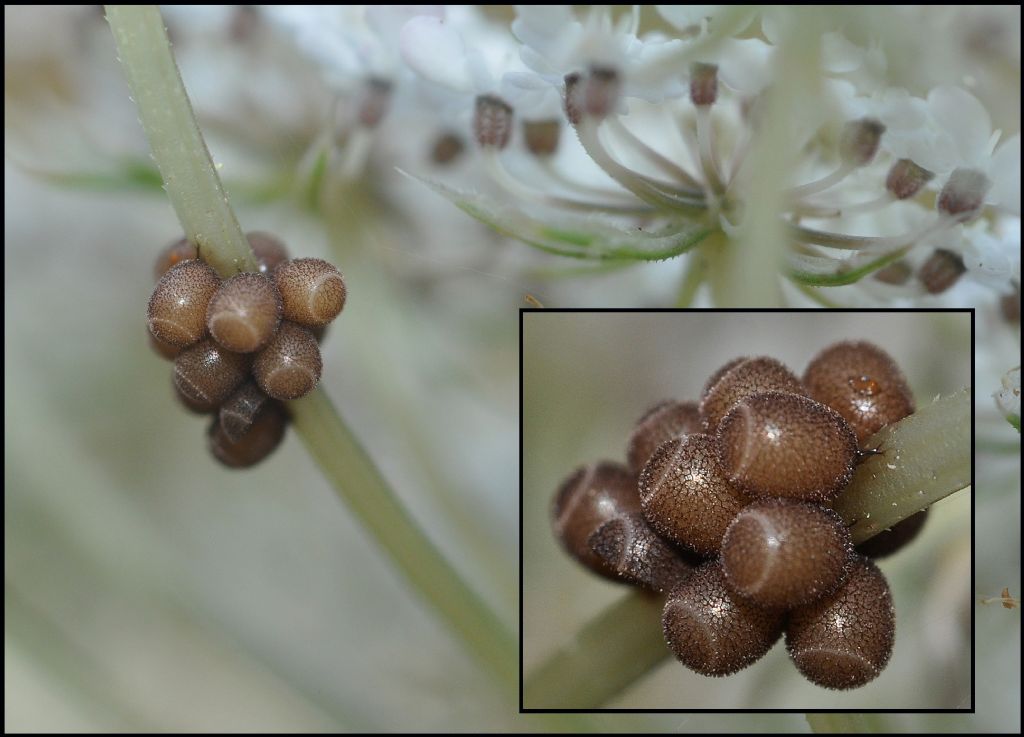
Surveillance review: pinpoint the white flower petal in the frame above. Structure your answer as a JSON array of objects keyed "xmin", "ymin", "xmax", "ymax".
[
  {"xmin": 994, "ymin": 366, "xmax": 1021, "ymax": 428},
  {"xmin": 822, "ymin": 31, "xmax": 865, "ymax": 73},
  {"xmin": 927, "ymin": 86, "xmax": 992, "ymax": 166},
  {"xmin": 400, "ymin": 16, "xmax": 474, "ymax": 93},
  {"xmin": 987, "ymin": 133, "xmax": 1021, "ymax": 214},
  {"xmin": 656, "ymin": 5, "xmax": 722, "ymax": 31},
  {"xmin": 717, "ymin": 38, "xmax": 774, "ymax": 94},
  {"xmin": 366, "ymin": 5, "xmax": 444, "ymax": 47}
]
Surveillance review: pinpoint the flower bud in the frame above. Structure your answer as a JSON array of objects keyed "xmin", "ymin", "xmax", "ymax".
[
  {"xmin": 885, "ymin": 159, "xmax": 934, "ymax": 199},
  {"xmin": 523, "ymin": 119, "xmax": 561, "ymax": 157},
  {"xmin": 357, "ymin": 77, "xmax": 393, "ymax": 128},
  {"xmin": 839, "ymin": 118, "xmax": 885, "ymax": 166},
  {"xmin": 430, "ymin": 132, "xmax": 465, "ymax": 165},
  {"xmin": 1001, "ymin": 282, "xmax": 1020, "ymax": 324},
  {"xmin": 917, "ymin": 248, "xmax": 966, "ymax": 294},
  {"xmin": 873, "ymin": 260, "xmax": 912, "ymax": 285},
  {"xmin": 582, "ymin": 65, "xmax": 621, "ymax": 120},
  {"xmin": 563, "ymin": 72, "xmax": 583, "ymax": 125},
  {"xmin": 473, "ymin": 95, "xmax": 514, "ymax": 149},
  {"xmin": 689, "ymin": 62, "xmax": 719, "ymax": 106},
  {"xmin": 937, "ymin": 168, "xmax": 990, "ymax": 220}
]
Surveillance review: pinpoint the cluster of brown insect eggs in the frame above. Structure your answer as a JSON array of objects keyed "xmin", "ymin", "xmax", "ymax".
[
  {"xmin": 146, "ymin": 233, "xmax": 347, "ymax": 468},
  {"xmin": 551, "ymin": 342, "xmax": 921, "ymax": 689}
]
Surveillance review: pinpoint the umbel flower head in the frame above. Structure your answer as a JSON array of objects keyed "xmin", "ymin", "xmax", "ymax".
[{"xmin": 389, "ymin": 5, "xmax": 1019, "ymax": 308}]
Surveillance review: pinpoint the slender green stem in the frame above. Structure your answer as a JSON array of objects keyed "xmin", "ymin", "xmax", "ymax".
[
  {"xmin": 675, "ymin": 252, "xmax": 707, "ymax": 307},
  {"xmin": 832, "ymin": 388, "xmax": 971, "ymax": 543},
  {"xmin": 106, "ymin": 5, "xmax": 256, "ymax": 277},
  {"xmin": 106, "ymin": 4, "xmax": 516, "ymax": 692},
  {"xmin": 289, "ymin": 390, "xmax": 517, "ymax": 689},
  {"xmin": 524, "ymin": 591, "xmax": 664, "ymax": 709},
  {"xmin": 525, "ymin": 390, "xmax": 971, "ymax": 707}
]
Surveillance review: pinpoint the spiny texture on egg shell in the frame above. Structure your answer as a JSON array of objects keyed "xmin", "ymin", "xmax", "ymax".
[
  {"xmin": 273, "ymin": 258, "xmax": 347, "ymax": 328},
  {"xmin": 856, "ymin": 509, "xmax": 929, "ymax": 559},
  {"xmin": 153, "ymin": 237, "xmax": 198, "ymax": 280},
  {"xmin": 639, "ymin": 434, "xmax": 747, "ymax": 556},
  {"xmin": 803, "ymin": 340, "xmax": 915, "ymax": 445},
  {"xmin": 149, "ymin": 330, "xmax": 181, "ymax": 361},
  {"xmin": 626, "ymin": 400, "xmax": 702, "ymax": 474},
  {"xmin": 206, "ymin": 272, "xmax": 282, "ymax": 353},
  {"xmin": 173, "ymin": 378, "xmax": 218, "ymax": 414},
  {"xmin": 253, "ymin": 321, "xmax": 322, "ymax": 400},
  {"xmin": 786, "ymin": 556, "xmax": 894, "ymax": 690},
  {"xmin": 173, "ymin": 338, "xmax": 252, "ymax": 407},
  {"xmin": 209, "ymin": 401, "xmax": 288, "ymax": 468},
  {"xmin": 662, "ymin": 561, "xmax": 784, "ymax": 677},
  {"xmin": 700, "ymin": 356, "xmax": 748, "ymax": 400},
  {"xmin": 721, "ymin": 500, "xmax": 852, "ymax": 609},
  {"xmin": 219, "ymin": 381, "xmax": 271, "ymax": 444},
  {"xmin": 246, "ymin": 231, "xmax": 290, "ymax": 275},
  {"xmin": 147, "ymin": 260, "xmax": 221, "ymax": 348},
  {"xmin": 700, "ymin": 356, "xmax": 805, "ymax": 431},
  {"xmin": 716, "ymin": 391, "xmax": 858, "ymax": 502},
  {"xmin": 588, "ymin": 512, "xmax": 696, "ymax": 592},
  {"xmin": 551, "ymin": 461, "xmax": 642, "ymax": 583}
]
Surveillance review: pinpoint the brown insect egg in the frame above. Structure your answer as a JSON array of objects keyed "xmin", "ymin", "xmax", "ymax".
[
  {"xmin": 721, "ymin": 500, "xmax": 852, "ymax": 609},
  {"xmin": 551, "ymin": 461, "xmax": 642, "ymax": 582},
  {"xmin": 803, "ymin": 340, "xmax": 915, "ymax": 445},
  {"xmin": 148, "ymin": 330, "xmax": 181, "ymax": 361},
  {"xmin": 173, "ymin": 378, "xmax": 218, "ymax": 414},
  {"xmin": 273, "ymin": 258, "xmax": 347, "ymax": 328},
  {"xmin": 153, "ymin": 236, "xmax": 198, "ymax": 280},
  {"xmin": 147, "ymin": 260, "xmax": 221, "ymax": 347},
  {"xmin": 786, "ymin": 555, "xmax": 895, "ymax": 690},
  {"xmin": 173, "ymin": 338, "xmax": 252, "ymax": 407},
  {"xmin": 208, "ymin": 401, "xmax": 288, "ymax": 468},
  {"xmin": 253, "ymin": 321, "xmax": 322, "ymax": 400},
  {"xmin": 716, "ymin": 391, "xmax": 858, "ymax": 503},
  {"xmin": 587, "ymin": 512, "xmax": 697, "ymax": 593},
  {"xmin": 699, "ymin": 357, "xmax": 805, "ymax": 431},
  {"xmin": 856, "ymin": 509, "xmax": 929, "ymax": 559},
  {"xmin": 552, "ymin": 461, "xmax": 696, "ymax": 591},
  {"xmin": 700, "ymin": 357, "xmax": 749, "ymax": 400},
  {"xmin": 662, "ymin": 561, "xmax": 784, "ymax": 677},
  {"xmin": 246, "ymin": 231, "xmax": 290, "ymax": 275},
  {"xmin": 206, "ymin": 272, "xmax": 282, "ymax": 353},
  {"xmin": 638, "ymin": 433, "xmax": 748, "ymax": 556},
  {"xmin": 219, "ymin": 381, "xmax": 271, "ymax": 443},
  {"xmin": 626, "ymin": 400, "xmax": 702, "ymax": 474}
]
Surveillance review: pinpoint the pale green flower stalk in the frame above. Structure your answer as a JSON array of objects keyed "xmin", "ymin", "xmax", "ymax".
[
  {"xmin": 525, "ymin": 389, "xmax": 970, "ymax": 710},
  {"xmin": 105, "ymin": 4, "xmax": 516, "ymax": 693}
]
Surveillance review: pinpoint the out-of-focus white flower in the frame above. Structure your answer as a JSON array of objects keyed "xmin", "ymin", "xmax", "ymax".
[
  {"xmin": 510, "ymin": 5, "xmax": 689, "ymax": 108},
  {"xmin": 264, "ymin": 5, "xmax": 442, "ymax": 91},
  {"xmin": 994, "ymin": 366, "xmax": 1021, "ymax": 432},
  {"xmin": 881, "ymin": 86, "xmax": 1020, "ymax": 214},
  {"xmin": 960, "ymin": 219, "xmax": 1021, "ymax": 288}
]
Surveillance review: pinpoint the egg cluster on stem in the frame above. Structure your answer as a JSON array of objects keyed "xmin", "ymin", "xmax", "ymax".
[{"xmin": 552, "ymin": 340, "xmax": 928, "ymax": 689}]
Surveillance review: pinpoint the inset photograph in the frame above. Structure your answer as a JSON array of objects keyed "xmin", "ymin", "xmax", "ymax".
[{"xmin": 522, "ymin": 311, "xmax": 973, "ymax": 712}]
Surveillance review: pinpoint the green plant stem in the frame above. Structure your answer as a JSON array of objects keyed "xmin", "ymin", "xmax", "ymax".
[
  {"xmin": 106, "ymin": 4, "xmax": 516, "ymax": 693},
  {"xmin": 106, "ymin": 5, "xmax": 255, "ymax": 277},
  {"xmin": 675, "ymin": 252, "xmax": 707, "ymax": 307},
  {"xmin": 524, "ymin": 390, "xmax": 971, "ymax": 708},
  {"xmin": 523, "ymin": 591, "xmax": 664, "ymax": 709},
  {"xmin": 832, "ymin": 388, "xmax": 971, "ymax": 544},
  {"xmin": 289, "ymin": 390, "xmax": 517, "ymax": 689}
]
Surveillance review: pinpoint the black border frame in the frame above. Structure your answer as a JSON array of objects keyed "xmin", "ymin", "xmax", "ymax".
[{"xmin": 519, "ymin": 307, "xmax": 976, "ymax": 716}]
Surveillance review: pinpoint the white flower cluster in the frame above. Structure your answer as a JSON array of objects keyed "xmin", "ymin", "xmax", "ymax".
[{"xmin": 254, "ymin": 6, "xmax": 1020, "ymax": 308}]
